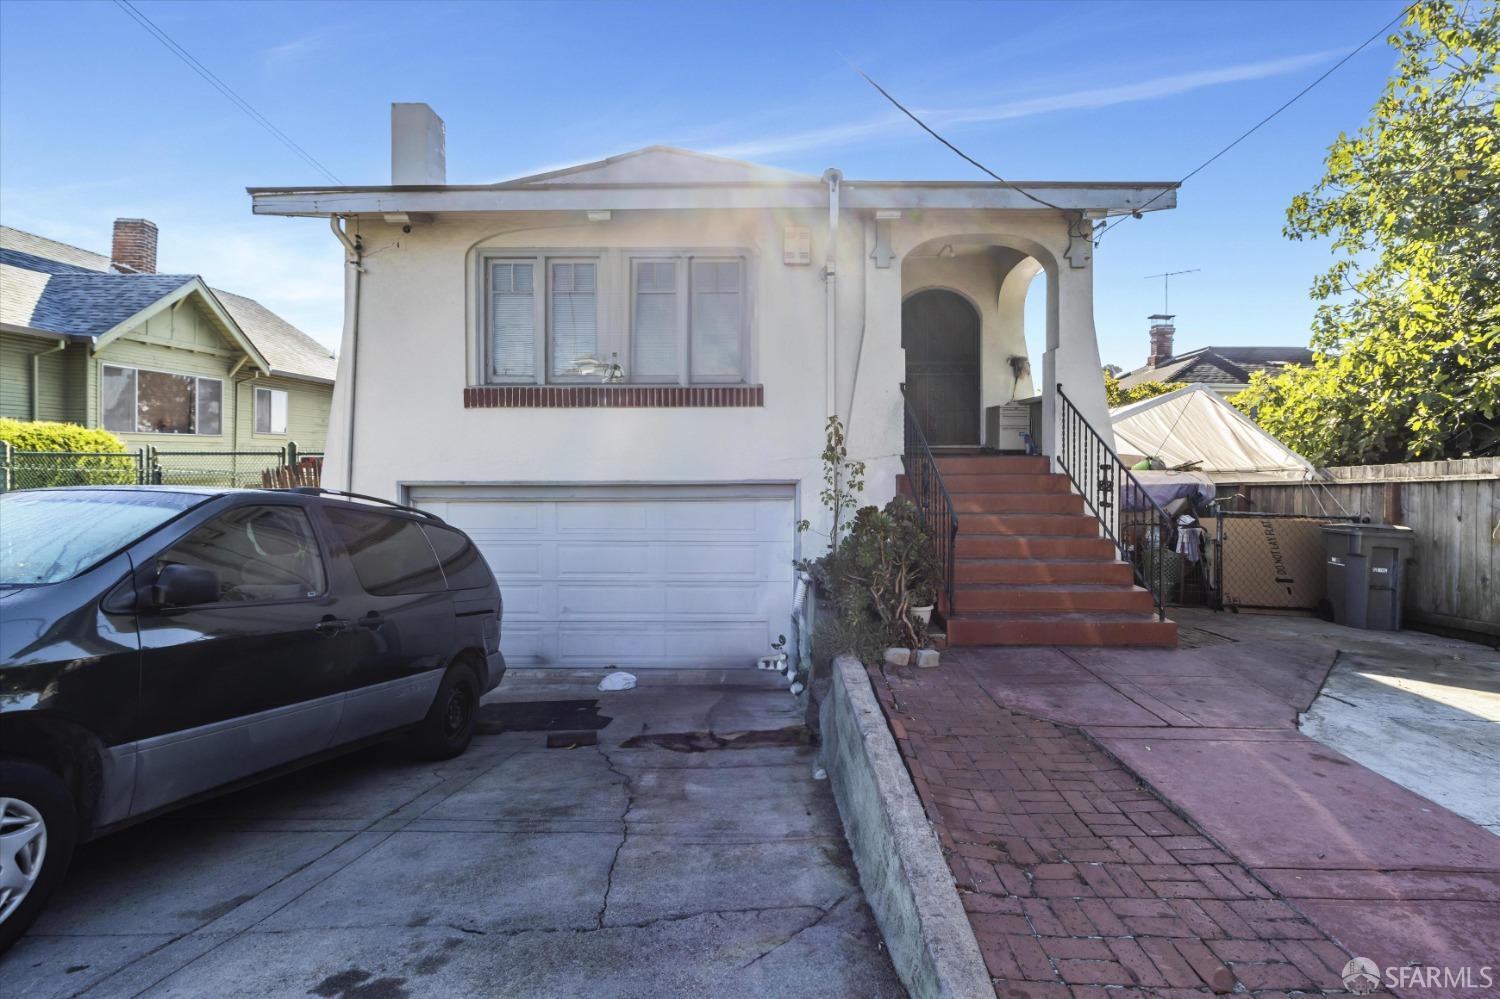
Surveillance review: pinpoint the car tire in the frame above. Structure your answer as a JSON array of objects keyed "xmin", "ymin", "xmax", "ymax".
[
  {"xmin": 0, "ymin": 760, "xmax": 76, "ymax": 954},
  {"xmin": 405, "ymin": 661, "xmax": 481, "ymax": 761}
]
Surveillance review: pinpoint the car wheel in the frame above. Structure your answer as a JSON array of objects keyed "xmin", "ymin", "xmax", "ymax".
[
  {"xmin": 0, "ymin": 760, "xmax": 76, "ymax": 954},
  {"xmin": 405, "ymin": 662, "xmax": 480, "ymax": 761}
]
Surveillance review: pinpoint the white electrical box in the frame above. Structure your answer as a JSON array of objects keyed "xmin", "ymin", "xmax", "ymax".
[{"xmin": 783, "ymin": 225, "xmax": 811, "ymax": 265}]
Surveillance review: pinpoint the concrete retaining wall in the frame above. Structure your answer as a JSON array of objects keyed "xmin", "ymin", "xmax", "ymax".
[{"xmin": 819, "ymin": 656, "xmax": 992, "ymax": 999}]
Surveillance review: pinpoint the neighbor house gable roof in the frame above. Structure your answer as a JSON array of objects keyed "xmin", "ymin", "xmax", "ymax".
[
  {"xmin": 0, "ymin": 225, "xmax": 336, "ymax": 382},
  {"xmin": 1117, "ymin": 345, "xmax": 1314, "ymax": 391}
]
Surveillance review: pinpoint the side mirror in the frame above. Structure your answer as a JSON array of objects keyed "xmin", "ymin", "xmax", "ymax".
[{"xmin": 148, "ymin": 564, "xmax": 220, "ymax": 608}]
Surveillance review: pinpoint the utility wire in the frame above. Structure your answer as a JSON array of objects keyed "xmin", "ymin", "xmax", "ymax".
[
  {"xmin": 851, "ymin": 62, "xmax": 1068, "ymax": 211},
  {"xmin": 112, "ymin": 0, "xmax": 344, "ymax": 185},
  {"xmin": 1092, "ymin": 1, "xmax": 1417, "ymax": 243}
]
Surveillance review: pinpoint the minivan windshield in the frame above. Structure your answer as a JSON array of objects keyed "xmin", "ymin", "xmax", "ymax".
[{"xmin": 0, "ymin": 490, "xmax": 205, "ymax": 586}]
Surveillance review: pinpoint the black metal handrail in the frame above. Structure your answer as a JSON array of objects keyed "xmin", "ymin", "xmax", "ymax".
[
  {"xmin": 1055, "ymin": 384, "xmax": 1172, "ymax": 621},
  {"xmin": 899, "ymin": 384, "xmax": 959, "ymax": 615}
]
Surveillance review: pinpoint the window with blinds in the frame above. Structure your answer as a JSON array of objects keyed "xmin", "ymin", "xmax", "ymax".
[
  {"xmin": 691, "ymin": 259, "xmax": 743, "ymax": 382},
  {"xmin": 632, "ymin": 259, "xmax": 678, "ymax": 382},
  {"xmin": 489, "ymin": 261, "xmax": 535, "ymax": 378},
  {"xmin": 548, "ymin": 261, "xmax": 598, "ymax": 380},
  {"xmin": 480, "ymin": 251, "xmax": 748, "ymax": 386}
]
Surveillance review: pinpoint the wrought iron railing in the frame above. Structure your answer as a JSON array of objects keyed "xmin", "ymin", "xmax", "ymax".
[
  {"xmin": 1055, "ymin": 384, "xmax": 1172, "ymax": 621},
  {"xmin": 900, "ymin": 384, "xmax": 959, "ymax": 615}
]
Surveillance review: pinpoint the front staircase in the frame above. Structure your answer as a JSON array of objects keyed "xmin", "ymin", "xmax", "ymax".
[{"xmin": 900, "ymin": 453, "xmax": 1178, "ymax": 647}]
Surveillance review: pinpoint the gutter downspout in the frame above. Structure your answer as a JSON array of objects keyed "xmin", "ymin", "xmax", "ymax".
[
  {"xmin": 330, "ymin": 215, "xmax": 364, "ymax": 492},
  {"xmin": 822, "ymin": 168, "xmax": 842, "ymax": 418},
  {"xmin": 31, "ymin": 340, "xmax": 67, "ymax": 421}
]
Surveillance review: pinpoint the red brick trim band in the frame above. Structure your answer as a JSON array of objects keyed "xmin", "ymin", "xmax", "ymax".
[{"xmin": 463, "ymin": 385, "xmax": 764, "ymax": 408}]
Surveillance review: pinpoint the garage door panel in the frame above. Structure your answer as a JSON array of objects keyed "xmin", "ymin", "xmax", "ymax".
[
  {"xmin": 411, "ymin": 486, "xmax": 795, "ymax": 669},
  {"xmin": 556, "ymin": 584, "xmax": 667, "ymax": 616},
  {"xmin": 557, "ymin": 543, "xmax": 652, "ymax": 576},
  {"xmin": 477, "ymin": 543, "xmax": 544, "ymax": 576}
]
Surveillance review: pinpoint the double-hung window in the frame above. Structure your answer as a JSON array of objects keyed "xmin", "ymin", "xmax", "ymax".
[
  {"xmin": 254, "ymin": 387, "xmax": 288, "ymax": 435},
  {"xmin": 483, "ymin": 251, "xmax": 749, "ymax": 386},
  {"xmin": 101, "ymin": 364, "xmax": 222, "ymax": 435}
]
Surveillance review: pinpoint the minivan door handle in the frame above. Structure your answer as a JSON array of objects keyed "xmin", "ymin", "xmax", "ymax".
[{"xmin": 314, "ymin": 616, "xmax": 350, "ymax": 637}]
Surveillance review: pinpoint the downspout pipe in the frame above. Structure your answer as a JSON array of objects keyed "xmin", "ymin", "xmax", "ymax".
[
  {"xmin": 330, "ymin": 215, "xmax": 364, "ymax": 492},
  {"xmin": 822, "ymin": 168, "xmax": 842, "ymax": 419},
  {"xmin": 31, "ymin": 339, "xmax": 67, "ymax": 421}
]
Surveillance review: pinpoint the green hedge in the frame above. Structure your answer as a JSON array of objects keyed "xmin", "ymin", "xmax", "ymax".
[{"xmin": 0, "ymin": 419, "xmax": 138, "ymax": 488}]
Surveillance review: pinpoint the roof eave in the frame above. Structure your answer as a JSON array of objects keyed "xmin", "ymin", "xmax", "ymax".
[{"xmin": 247, "ymin": 181, "xmax": 1178, "ymax": 218}]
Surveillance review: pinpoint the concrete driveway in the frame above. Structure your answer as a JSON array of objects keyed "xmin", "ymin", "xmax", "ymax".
[{"xmin": 2, "ymin": 675, "xmax": 904, "ymax": 998}]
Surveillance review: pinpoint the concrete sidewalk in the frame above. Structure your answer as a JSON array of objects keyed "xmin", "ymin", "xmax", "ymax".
[{"xmin": 919, "ymin": 611, "xmax": 1500, "ymax": 997}]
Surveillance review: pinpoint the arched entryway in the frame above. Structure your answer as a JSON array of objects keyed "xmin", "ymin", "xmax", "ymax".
[{"xmin": 903, "ymin": 289, "xmax": 980, "ymax": 446}]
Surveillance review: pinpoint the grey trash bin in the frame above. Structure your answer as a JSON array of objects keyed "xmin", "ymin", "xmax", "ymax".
[{"xmin": 1321, "ymin": 523, "xmax": 1414, "ymax": 630}]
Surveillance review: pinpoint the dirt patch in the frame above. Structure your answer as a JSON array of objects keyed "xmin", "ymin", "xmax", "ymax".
[
  {"xmin": 477, "ymin": 699, "xmax": 612, "ymax": 735},
  {"xmin": 620, "ymin": 726, "xmax": 808, "ymax": 753}
]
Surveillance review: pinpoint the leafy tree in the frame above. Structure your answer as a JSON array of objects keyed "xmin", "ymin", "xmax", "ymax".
[
  {"xmin": 1236, "ymin": 0, "xmax": 1498, "ymax": 464},
  {"xmin": 1104, "ymin": 370, "xmax": 1176, "ymax": 408}
]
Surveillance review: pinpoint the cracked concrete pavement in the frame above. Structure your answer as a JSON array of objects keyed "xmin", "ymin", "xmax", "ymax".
[{"xmin": 1, "ymin": 674, "xmax": 905, "ymax": 998}]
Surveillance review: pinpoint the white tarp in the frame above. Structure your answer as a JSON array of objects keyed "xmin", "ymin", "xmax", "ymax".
[{"xmin": 1111, "ymin": 383, "xmax": 1316, "ymax": 482}]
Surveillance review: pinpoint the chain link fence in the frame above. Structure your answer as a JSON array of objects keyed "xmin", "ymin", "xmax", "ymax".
[{"xmin": 1, "ymin": 444, "xmax": 323, "ymax": 492}]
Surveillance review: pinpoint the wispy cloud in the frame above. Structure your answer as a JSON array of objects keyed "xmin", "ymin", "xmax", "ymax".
[{"xmin": 707, "ymin": 48, "xmax": 1344, "ymax": 162}]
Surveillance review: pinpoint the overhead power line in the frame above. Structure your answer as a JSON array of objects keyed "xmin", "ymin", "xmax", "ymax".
[
  {"xmin": 851, "ymin": 62, "xmax": 1068, "ymax": 211},
  {"xmin": 112, "ymin": 0, "xmax": 344, "ymax": 185},
  {"xmin": 1092, "ymin": 1, "xmax": 1418, "ymax": 243}
]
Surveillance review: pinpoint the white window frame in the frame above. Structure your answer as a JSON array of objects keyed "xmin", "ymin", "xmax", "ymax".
[
  {"xmin": 99, "ymin": 362, "xmax": 224, "ymax": 436},
  {"xmin": 476, "ymin": 247, "xmax": 753, "ymax": 388},
  {"xmin": 254, "ymin": 386, "xmax": 289, "ymax": 436}
]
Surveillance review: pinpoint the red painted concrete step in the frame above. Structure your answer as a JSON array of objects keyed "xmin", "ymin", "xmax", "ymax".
[
  {"xmin": 900, "ymin": 472, "xmax": 1072, "ymax": 494},
  {"xmin": 958, "ymin": 513, "xmax": 1100, "ymax": 536},
  {"xmin": 935, "ymin": 454, "xmax": 1050, "ymax": 475},
  {"xmin": 945, "ymin": 611, "xmax": 1178, "ymax": 647},
  {"xmin": 954, "ymin": 558, "xmax": 1133, "ymax": 585},
  {"xmin": 956, "ymin": 583, "xmax": 1156, "ymax": 613},
  {"xmin": 952, "ymin": 492, "xmax": 1083, "ymax": 514},
  {"xmin": 955, "ymin": 534, "xmax": 1118, "ymax": 559}
]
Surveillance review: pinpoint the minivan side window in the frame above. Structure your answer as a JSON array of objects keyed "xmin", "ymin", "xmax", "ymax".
[
  {"xmin": 422, "ymin": 524, "xmax": 495, "ymax": 590},
  {"xmin": 325, "ymin": 508, "xmax": 446, "ymax": 596},
  {"xmin": 159, "ymin": 505, "xmax": 326, "ymax": 602}
]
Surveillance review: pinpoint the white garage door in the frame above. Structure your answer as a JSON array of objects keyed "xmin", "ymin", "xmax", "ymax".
[{"xmin": 410, "ymin": 484, "xmax": 796, "ymax": 669}]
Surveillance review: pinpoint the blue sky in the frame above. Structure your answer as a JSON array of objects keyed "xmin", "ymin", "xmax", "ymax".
[{"xmin": 0, "ymin": 0, "xmax": 1403, "ymax": 369}]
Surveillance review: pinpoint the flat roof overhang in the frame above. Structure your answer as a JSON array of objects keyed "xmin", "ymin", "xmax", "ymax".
[{"xmin": 248, "ymin": 180, "xmax": 1178, "ymax": 218}]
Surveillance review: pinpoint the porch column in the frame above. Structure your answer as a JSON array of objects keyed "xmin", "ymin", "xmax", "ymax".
[
  {"xmin": 847, "ymin": 216, "xmax": 905, "ymax": 506},
  {"xmin": 1045, "ymin": 258, "xmax": 1110, "ymax": 467}
]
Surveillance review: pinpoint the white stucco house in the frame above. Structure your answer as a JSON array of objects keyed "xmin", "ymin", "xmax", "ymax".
[{"xmin": 249, "ymin": 104, "xmax": 1178, "ymax": 668}]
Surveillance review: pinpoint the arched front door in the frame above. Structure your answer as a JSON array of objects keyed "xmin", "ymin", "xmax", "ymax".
[{"xmin": 903, "ymin": 289, "xmax": 981, "ymax": 447}]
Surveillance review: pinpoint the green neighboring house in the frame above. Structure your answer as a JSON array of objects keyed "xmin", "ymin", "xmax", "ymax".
[{"xmin": 0, "ymin": 219, "xmax": 336, "ymax": 452}]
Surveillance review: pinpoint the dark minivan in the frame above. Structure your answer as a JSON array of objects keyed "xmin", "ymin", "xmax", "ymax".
[{"xmin": 0, "ymin": 486, "xmax": 505, "ymax": 950}]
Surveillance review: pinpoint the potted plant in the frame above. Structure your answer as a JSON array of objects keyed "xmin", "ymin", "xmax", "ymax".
[{"xmin": 910, "ymin": 584, "xmax": 937, "ymax": 627}]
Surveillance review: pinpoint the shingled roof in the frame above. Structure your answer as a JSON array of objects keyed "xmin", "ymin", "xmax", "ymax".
[
  {"xmin": 0, "ymin": 225, "xmax": 336, "ymax": 383},
  {"xmin": 1117, "ymin": 344, "xmax": 1313, "ymax": 392}
]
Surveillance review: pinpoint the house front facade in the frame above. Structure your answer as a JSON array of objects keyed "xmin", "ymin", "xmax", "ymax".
[
  {"xmin": 0, "ymin": 221, "xmax": 336, "ymax": 454},
  {"xmin": 249, "ymin": 104, "xmax": 1178, "ymax": 669}
]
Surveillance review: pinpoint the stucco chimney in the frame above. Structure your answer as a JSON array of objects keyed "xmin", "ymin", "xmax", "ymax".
[
  {"xmin": 1147, "ymin": 313, "xmax": 1176, "ymax": 367},
  {"xmin": 391, "ymin": 103, "xmax": 445, "ymax": 185},
  {"xmin": 111, "ymin": 218, "xmax": 158, "ymax": 274}
]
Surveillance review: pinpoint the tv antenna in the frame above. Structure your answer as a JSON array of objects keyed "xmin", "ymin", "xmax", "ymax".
[{"xmin": 1144, "ymin": 269, "xmax": 1200, "ymax": 313}]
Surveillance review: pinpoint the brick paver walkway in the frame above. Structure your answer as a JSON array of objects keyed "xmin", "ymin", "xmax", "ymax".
[{"xmin": 866, "ymin": 662, "xmax": 1390, "ymax": 998}]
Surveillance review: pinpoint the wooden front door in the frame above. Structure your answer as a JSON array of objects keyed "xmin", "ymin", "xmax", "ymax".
[{"xmin": 903, "ymin": 289, "xmax": 981, "ymax": 446}]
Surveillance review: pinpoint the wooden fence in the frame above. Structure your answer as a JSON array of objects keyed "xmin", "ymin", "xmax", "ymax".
[{"xmin": 1216, "ymin": 458, "xmax": 1498, "ymax": 641}]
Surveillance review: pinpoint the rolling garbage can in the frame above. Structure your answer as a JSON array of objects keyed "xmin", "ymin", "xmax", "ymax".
[{"xmin": 1321, "ymin": 523, "xmax": 1414, "ymax": 630}]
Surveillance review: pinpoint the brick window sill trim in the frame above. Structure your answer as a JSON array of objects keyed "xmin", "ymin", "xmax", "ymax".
[{"xmin": 464, "ymin": 385, "xmax": 764, "ymax": 408}]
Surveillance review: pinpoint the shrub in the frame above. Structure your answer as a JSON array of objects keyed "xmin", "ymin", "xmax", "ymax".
[
  {"xmin": 0, "ymin": 419, "xmax": 137, "ymax": 488},
  {"xmin": 807, "ymin": 497, "xmax": 941, "ymax": 661}
]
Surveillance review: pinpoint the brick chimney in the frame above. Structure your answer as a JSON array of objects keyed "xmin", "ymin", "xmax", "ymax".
[
  {"xmin": 111, "ymin": 218, "xmax": 158, "ymax": 274},
  {"xmin": 1147, "ymin": 313, "xmax": 1176, "ymax": 367}
]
